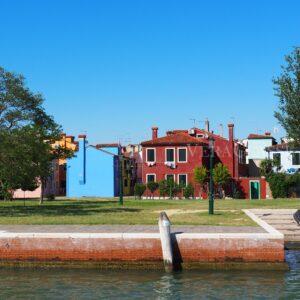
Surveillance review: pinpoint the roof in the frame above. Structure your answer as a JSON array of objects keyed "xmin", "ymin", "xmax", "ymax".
[
  {"xmin": 247, "ymin": 133, "xmax": 274, "ymax": 140},
  {"xmin": 266, "ymin": 143, "xmax": 300, "ymax": 152},
  {"xmin": 141, "ymin": 133, "xmax": 208, "ymax": 146},
  {"xmin": 95, "ymin": 143, "xmax": 119, "ymax": 148}
]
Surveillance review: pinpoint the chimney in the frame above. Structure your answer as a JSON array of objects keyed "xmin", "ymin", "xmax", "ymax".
[
  {"xmin": 228, "ymin": 124, "xmax": 234, "ymax": 141},
  {"xmin": 152, "ymin": 127, "xmax": 158, "ymax": 140},
  {"xmin": 219, "ymin": 124, "xmax": 224, "ymax": 137},
  {"xmin": 205, "ymin": 119, "xmax": 210, "ymax": 132}
]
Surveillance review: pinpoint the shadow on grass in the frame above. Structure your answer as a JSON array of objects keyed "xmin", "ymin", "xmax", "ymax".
[{"xmin": 0, "ymin": 202, "xmax": 141, "ymax": 218}]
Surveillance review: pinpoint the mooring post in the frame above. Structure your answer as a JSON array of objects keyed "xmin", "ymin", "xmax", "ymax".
[{"xmin": 158, "ymin": 211, "xmax": 174, "ymax": 272}]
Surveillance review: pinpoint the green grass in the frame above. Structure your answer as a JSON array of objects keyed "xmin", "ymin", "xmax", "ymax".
[{"xmin": 0, "ymin": 197, "xmax": 299, "ymax": 226}]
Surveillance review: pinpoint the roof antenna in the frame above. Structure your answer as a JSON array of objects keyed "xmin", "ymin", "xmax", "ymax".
[{"xmin": 189, "ymin": 118, "xmax": 197, "ymax": 127}]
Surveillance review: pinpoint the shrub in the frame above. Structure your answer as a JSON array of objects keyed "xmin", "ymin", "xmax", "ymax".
[
  {"xmin": 183, "ymin": 184, "xmax": 194, "ymax": 199},
  {"xmin": 46, "ymin": 194, "xmax": 55, "ymax": 201},
  {"xmin": 158, "ymin": 179, "xmax": 180, "ymax": 199},
  {"xmin": 268, "ymin": 173, "xmax": 289, "ymax": 198},
  {"xmin": 147, "ymin": 182, "xmax": 159, "ymax": 198},
  {"xmin": 134, "ymin": 183, "xmax": 146, "ymax": 199}
]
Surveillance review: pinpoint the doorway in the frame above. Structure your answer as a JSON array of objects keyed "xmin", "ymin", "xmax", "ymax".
[{"xmin": 250, "ymin": 181, "xmax": 260, "ymax": 199}]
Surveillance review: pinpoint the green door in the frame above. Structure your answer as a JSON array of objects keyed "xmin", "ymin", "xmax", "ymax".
[{"xmin": 250, "ymin": 181, "xmax": 260, "ymax": 199}]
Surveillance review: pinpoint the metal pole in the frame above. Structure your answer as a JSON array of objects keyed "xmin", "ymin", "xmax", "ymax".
[
  {"xmin": 209, "ymin": 146, "xmax": 214, "ymax": 215},
  {"xmin": 118, "ymin": 148, "xmax": 123, "ymax": 206}
]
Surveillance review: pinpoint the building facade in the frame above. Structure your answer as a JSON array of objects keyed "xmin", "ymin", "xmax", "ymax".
[
  {"xmin": 141, "ymin": 123, "xmax": 250, "ymax": 198},
  {"xmin": 266, "ymin": 143, "xmax": 300, "ymax": 174},
  {"xmin": 245, "ymin": 133, "xmax": 276, "ymax": 177},
  {"xmin": 67, "ymin": 135, "xmax": 136, "ymax": 198}
]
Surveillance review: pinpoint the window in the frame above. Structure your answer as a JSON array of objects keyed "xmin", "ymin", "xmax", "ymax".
[
  {"xmin": 273, "ymin": 153, "xmax": 281, "ymax": 166},
  {"xmin": 178, "ymin": 174, "xmax": 187, "ymax": 186},
  {"xmin": 146, "ymin": 174, "xmax": 156, "ymax": 183},
  {"xmin": 146, "ymin": 149, "xmax": 155, "ymax": 162},
  {"xmin": 178, "ymin": 148, "xmax": 187, "ymax": 162},
  {"xmin": 292, "ymin": 153, "xmax": 300, "ymax": 165},
  {"xmin": 166, "ymin": 174, "xmax": 175, "ymax": 182},
  {"xmin": 166, "ymin": 148, "xmax": 175, "ymax": 162},
  {"xmin": 238, "ymin": 149, "xmax": 246, "ymax": 164}
]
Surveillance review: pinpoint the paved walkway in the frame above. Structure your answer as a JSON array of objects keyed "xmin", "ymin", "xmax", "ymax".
[
  {"xmin": 0, "ymin": 225, "xmax": 265, "ymax": 234},
  {"xmin": 250, "ymin": 209, "xmax": 300, "ymax": 242}
]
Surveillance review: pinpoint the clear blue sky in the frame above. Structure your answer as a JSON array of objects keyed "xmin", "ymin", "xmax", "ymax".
[{"xmin": 1, "ymin": 0, "xmax": 299, "ymax": 144}]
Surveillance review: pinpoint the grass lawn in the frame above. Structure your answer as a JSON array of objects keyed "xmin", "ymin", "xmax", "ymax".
[{"xmin": 0, "ymin": 197, "xmax": 299, "ymax": 226}]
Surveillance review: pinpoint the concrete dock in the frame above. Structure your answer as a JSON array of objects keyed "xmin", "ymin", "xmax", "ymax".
[
  {"xmin": 0, "ymin": 210, "xmax": 285, "ymax": 268},
  {"xmin": 249, "ymin": 209, "xmax": 300, "ymax": 249}
]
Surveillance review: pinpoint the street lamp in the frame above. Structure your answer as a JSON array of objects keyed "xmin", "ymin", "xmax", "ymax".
[
  {"xmin": 209, "ymin": 135, "xmax": 215, "ymax": 215},
  {"xmin": 118, "ymin": 146, "xmax": 124, "ymax": 206}
]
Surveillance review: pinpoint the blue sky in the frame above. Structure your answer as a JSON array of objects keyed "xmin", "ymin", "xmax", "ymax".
[{"xmin": 1, "ymin": 0, "xmax": 299, "ymax": 144}]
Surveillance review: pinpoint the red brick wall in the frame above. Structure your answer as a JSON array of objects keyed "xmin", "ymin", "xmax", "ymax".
[
  {"xmin": 0, "ymin": 235, "xmax": 284, "ymax": 263},
  {"xmin": 238, "ymin": 177, "xmax": 267, "ymax": 199},
  {"xmin": 142, "ymin": 145, "xmax": 206, "ymax": 197}
]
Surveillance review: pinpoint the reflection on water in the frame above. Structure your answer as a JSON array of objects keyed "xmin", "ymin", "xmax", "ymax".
[{"xmin": 0, "ymin": 251, "xmax": 299, "ymax": 299}]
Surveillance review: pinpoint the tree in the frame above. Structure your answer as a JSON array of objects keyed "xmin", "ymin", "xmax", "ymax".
[
  {"xmin": 159, "ymin": 180, "xmax": 168, "ymax": 198},
  {"xmin": 134, "ymin": 183, "xmax": 146, "ymax": 199},
  {"xmin": 0, "ymin": 67, "xmax": 71, "ymax": 203},
  {"xmin": 183, "ymin": 184, "xmax": 194, "ymax": 199},
  {"xmin": 273, "ymin": 47, "xmax": 300, "ymax": 145},
  {"xmin": 194, "ymin": 166, "xmax": 208, "ymax": 199},
  {"xmin": 147, "ymin": 182, "xmax": 159, "ymax": 199},
  {"xmin": 260, "ymin": 158, "xmax": 281, "ymax": 178},
  {"xmin": 212, "ymin": 163, "xmax": 231, "ymax": 198},
  {"xmin": 158, "ymin": 178, "xmax": 180, "ymax": 199}
]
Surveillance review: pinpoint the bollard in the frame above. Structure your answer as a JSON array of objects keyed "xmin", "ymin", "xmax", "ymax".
[{"xmin": 158, "ymin": 211, "xmax": 174, "ymax": 272}]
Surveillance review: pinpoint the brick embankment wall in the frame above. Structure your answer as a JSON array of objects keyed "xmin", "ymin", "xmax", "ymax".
[
  {"xmin": 174, "ymin": 236, "xmax": 284, "ymax": 262},
  {"xmin": 0, "ymin": 233, "xmax": 284, "ymax": 263}
]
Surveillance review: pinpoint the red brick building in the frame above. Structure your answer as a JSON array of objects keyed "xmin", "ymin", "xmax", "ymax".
[{"xmin": 141, "ymin": 123, "xmax": 249, "ymax": 198}]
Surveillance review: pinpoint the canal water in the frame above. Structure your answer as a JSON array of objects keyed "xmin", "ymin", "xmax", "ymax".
[{"xmin": 0, "ymin": 251, "xmax": 299, "ymax": 299}]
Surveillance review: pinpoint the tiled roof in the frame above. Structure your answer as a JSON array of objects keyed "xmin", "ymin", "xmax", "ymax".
[
  {"xmin": 141, "ymin": 133, "xmax": 208, "ymax": 146},
  {"xmin": 266, "ymin": 143, "xmax": 300, "ymax": 152},
  {"xmin": 248, "ymin": 133, "xmax": 274, "ymax": 140},
  {"xmin": 95, "ymin": 143, "xmax": 119, "ymax": 148}
]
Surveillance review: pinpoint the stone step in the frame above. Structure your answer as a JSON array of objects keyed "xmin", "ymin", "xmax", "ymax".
[
  {"xmin": 261, "ymin": 216, "xmax": 294, "ymax": 220},
  {"xmin": 263, "ymin": 220, "xmax": 296, "ymax": 225},
  {"xmin": 274, "ymin": 225, "xmax": 300, "ymax": 230},
  {"xmin": 285, "ymin": 236, "xmax": 300, "ymax": 242}
]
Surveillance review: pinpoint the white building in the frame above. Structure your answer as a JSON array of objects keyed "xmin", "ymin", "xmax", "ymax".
[
  {"xmin": 266, "ymin": 143, "xmax": 300, "ymax": 174},
  {"xmin": 245, "ymin": 133, "xmax": 276, "ymax": 176}
]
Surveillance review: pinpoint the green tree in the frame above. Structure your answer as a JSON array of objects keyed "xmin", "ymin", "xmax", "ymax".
[
  {"xmin": 0, "ymin": 67, "xmax": 72, "ymax": 203},
  {"xmin": 194, "ymin": 166, "xmax": 208, "ymax": 199},
  {"xmin": 260, "ymin": 158, "xmax": 281, "ymax": 178},
  {"xmin": 134, "ymin": 183, "xmax": 146, "ymax": 199},
  {"xmin": 147, "ymin": 181, "xmax": 159, "ymax": 199},
  {"xmin": 183, "ymin": 183, "xmax": 194, "ymax": 199},
  {"xmin": 273, "ymin": 47, "xmax": 300, "ymax": 145},
  {"xmin": 158, "ymin": 178, "xmax": 180, "ymax": 199},
  {"xmin": 212, "ymin": 163, "xmax": 231, "ymax": 199}
]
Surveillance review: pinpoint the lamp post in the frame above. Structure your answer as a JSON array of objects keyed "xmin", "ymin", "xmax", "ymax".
[
  {"xmin": 209, "ymin": 136, "xmax": 215, "ymax": 215},
  {"xmin": 118, "ymin": 147, "xmax": 123, "ymax": 206}
]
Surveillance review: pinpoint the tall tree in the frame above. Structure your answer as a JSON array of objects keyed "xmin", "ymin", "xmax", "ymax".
[
  {"xmin": 273, "ymin": 47, "xmax": 300, "ymax": 145},
  {"xmin": 0, "ymin": 67, "xmax": 71, "ymax": 202},
  {"xmin": 193, "ymin": 166, "xmax": 208, "ymax": 199},
  {"xmin": 213, "ymin": 163, "xmax": 231, "ymax": 199}
]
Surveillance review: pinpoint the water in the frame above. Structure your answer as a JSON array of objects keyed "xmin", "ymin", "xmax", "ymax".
[{"xmin": 0, "ymin": 251, "xmax": 300, "ymax": 299}]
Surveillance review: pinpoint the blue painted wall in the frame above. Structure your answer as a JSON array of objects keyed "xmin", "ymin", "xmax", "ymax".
[{"xmin": 67, "ymin": 137, "xmax": 119, "ymax": 197}]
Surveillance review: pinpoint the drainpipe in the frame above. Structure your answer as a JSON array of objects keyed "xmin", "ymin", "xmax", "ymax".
[
  {"xmin": 78, "ymin": 134, "xmax": 87, "ymax": 184},
  {"xmin": 228, "ymin": 124, "xmax": 235, "ymax": 179}
]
